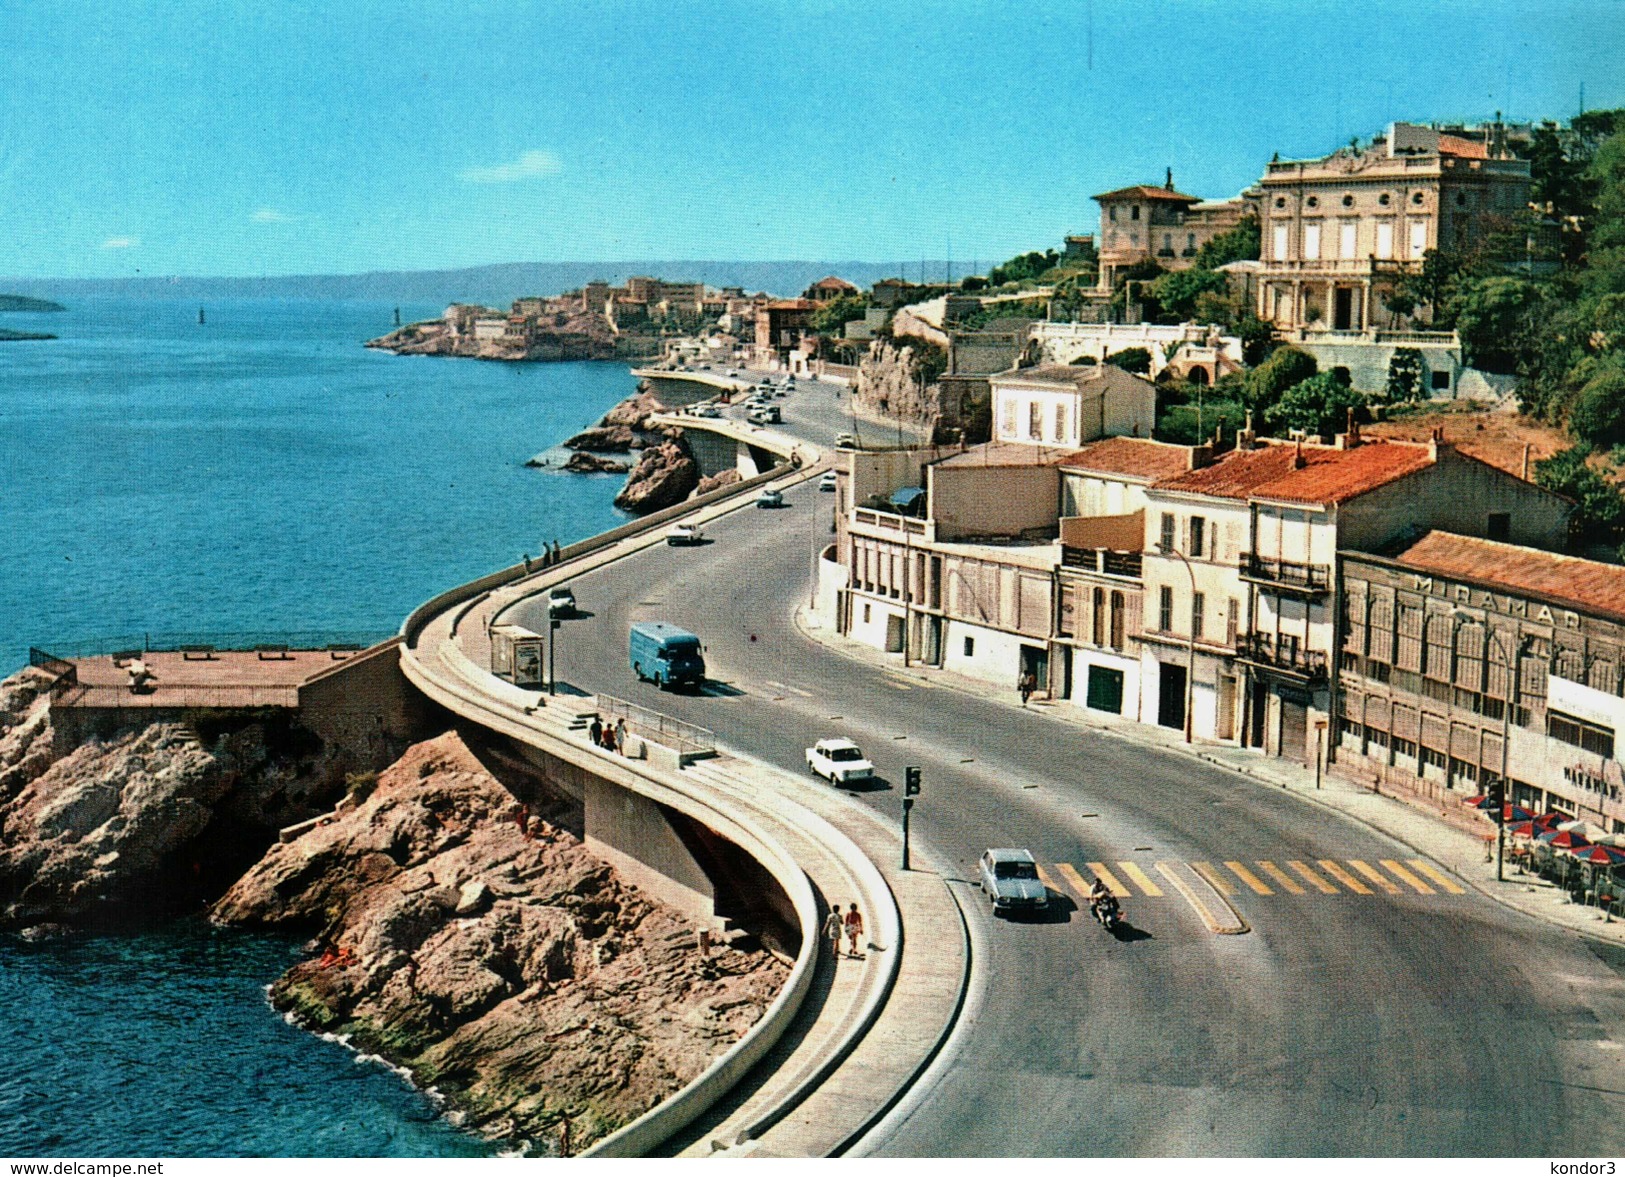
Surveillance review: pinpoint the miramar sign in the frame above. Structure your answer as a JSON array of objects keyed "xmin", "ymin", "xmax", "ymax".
[{"xmin": 1410, "ymin": 575, "xmax": 1582, "ymax": 630}]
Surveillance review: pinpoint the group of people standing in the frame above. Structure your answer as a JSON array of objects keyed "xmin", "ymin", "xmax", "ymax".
[
  {"xmin": 588, "ymin": 714, "xmax": 630, "ymax": 755},
  {"xmin": 521, "ymin": 539, "xmax": 564, "ymax": 574},
  {"xmin": 823, "ymin": 902, "xmax": 865, "ymax": 959}
]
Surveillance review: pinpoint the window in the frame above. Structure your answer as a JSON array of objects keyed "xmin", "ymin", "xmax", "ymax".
[
  {"xmin": 1192, "ymin": 592, "xmax": 1205, "ymax": 641},
  {"xmin": 1109, "ymin": 206, "xmax": 1118, "ymax": 222},
  {"xmin": 999, "ymin": 400, "xmax": 1016, "ymax": 438},
  {"xmin": 1028, "ymin": 401, "xmax": 1042, "ymax": 441},
  {"xmin": 1342, "ymin": 193, "xmax": 1355, "ymax": 208},
  {"xmin": 1189, "ymin": 516, "xmax": 1206, "ymax": 558},
  {"xmin": 963, "ymin": 635, "xmax": 975, "ymax": 658},
  {"xmin": 863, "ymin": 602, "xmax": 872, "ymax": 623},
  {"xmin": 1274, "ymin": 196, "xmax": 1287, "ymax": 209},
  {"xmin": 1110, "ymin": 590, "xmax": 1126, "ymax": 649},
  {"xmin": 1378, "ymin": 192, "xmax": 1391, "ymax": 207},
  {"xmin": 1431, "ymin": 368, "xmax": 1451, "ymax": 391},
  {"xmin": 1409, "ymin": 221, "xmax": 1428, "ymax": 259},
  {"xmin": 1412, "ymin": 191, "xmax": 1425, "ymax": 206},
  {"xmin": 1549, "ymin": 711, "xmax": 1615, "ymax": 758},
  {"xmin": 1160, "ymin": 513, "xmax": 1176, "ymax": 552},
  {"xmin": 1054, "ymin": 402, "xmax": 1067, "ymax": 443},
  {"xmin": 1159, "ymin": 585, "xmax": 1174, "ymax": 632},
  {"xmin": 1092, "ymin": 587, "xmax": 1105, "ymax": 647},
  {"xmin": 1487, "ymin": 512, "xmax": 1510, "ymax": 541},
  {"xmin": 1340, "ymin": 222, "xmax": 1358, "ymax": 259},
  {"xmin": 1273, "ymin": 222, "xmax": 1289, "ymax": 260},
  {"xmin": 1186, "ymin": 233, "xmax": 1196, "ymax": 252},
  {"xmin": 1304, "ymin": 222, "xmax": 1322, "ymax": 260},
  {"xmin": 1131, "ymin": 204, "xmax": 1140, "ymax": 221},
  {"xmin": 1306, "ymin": 195, "xmax": 1319, "ymax": 209},
  {"xmin": 1376, "ymin": 221, "xmax": 1394, "ymax": 259}
]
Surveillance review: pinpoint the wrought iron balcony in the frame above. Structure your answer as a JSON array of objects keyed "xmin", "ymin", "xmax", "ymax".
[
  {"xmin": 1237, "ymin": 632, "xmax": 1329, "ymax": 682},
  {"xmin": 1241, "ymin": 552, "xmax": 1331, "ymax": 595}
]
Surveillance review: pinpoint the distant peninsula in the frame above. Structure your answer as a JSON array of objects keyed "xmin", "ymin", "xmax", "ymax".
[{"xmin": 0, "ymin": 294, "xmax": 65, "ymax": 313}]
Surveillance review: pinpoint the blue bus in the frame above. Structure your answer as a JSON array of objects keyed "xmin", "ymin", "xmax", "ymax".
[{"xmin": 629, "ymin": 622, "xmax": 706, "ymax": 690}]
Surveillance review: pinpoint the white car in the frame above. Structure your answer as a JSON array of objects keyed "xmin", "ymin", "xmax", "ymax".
[
  {"xmin": 818, "ymin": 471, "xmax": 837, "ymax": 492},
  {"xmin": 835, "ymin": 432, "xmax": 856, "ymax": 448},
  {"xmin": 806, "ymin": 737, "xmax": 875, "ymax": 785},
  {"xmin": 756, "ymin": 488, "xmax": 784, "ymax": 508},
  {"xmin": 666, "ymin": 522, "xmax": 705, "ymax": 546},
  {"xmin": 691, "ymin": 403, "xmax": 720, "ymax": 418}
]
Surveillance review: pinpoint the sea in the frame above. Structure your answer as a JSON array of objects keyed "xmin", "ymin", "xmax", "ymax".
[{"xmin": 0, "ymin": 298, "xmax": 641, "ymax": 1157}]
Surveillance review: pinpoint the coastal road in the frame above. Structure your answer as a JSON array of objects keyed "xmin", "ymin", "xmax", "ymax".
[{"xmin": 512, "ymin": 481, "xmax": 1625, "ymax": 1156}]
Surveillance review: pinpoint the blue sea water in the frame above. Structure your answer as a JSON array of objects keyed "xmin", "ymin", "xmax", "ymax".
[
  {"xmin": 0, "ymin": 298, "xmax": 640, "ymax": 1156},
  {"xmin": 0, "ymin": 298, "xmax": 636, "ymax": 670}
]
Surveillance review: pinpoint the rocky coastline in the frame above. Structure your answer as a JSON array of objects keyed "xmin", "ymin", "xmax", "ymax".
[
  {"xmin": 364, "ymin": 297, "xmax": 619, "ymax": 362},
  {"xmin": 0, "ymin": 669, "xmax": 786, "ymax": 1153},
  {"xmin": 534, "ymin": 386, "xmax": 704, "ymax": 516}
]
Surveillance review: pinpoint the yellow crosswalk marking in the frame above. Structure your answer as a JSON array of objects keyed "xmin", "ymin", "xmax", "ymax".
[
  {"xmin": 1117, "ymin": 861, "xmax": 1164, "ymax": 897},
  {"xmin": 1035, "ymin": 864, "xmax": 1060, "ymax": 895},
  {"xmin": 1381, "ymin": 859, "xmax": 1435, "ymax": 895},
  {"xmin": 1055, "ymin": 862, "xmax": 1092, "ymax": 898},
  {"xmin": 1318, "ymin": 860, "xmax": 1373, "ymax": 894},
  {"xmin": 1190, "ymin": 861, "xmax": 1236, "ymax": 895},
  {"xmin": 1288, "ymin": 860, "xmax": 1339, "ymax": 894},
  {"xmin": 1086, "ymin": 862, "xmax": 1131, "ymax": 898},
  {"xmin": 1349, "ymin": 859, "xmax": 1401, "ymax": 894},
  {"xmin": 1407, "ymin": 859, "xmax": 1467, "ymax": 895},
  {"xmin": 1225, "ymin": 861, "xmax": 1273, "ymax": 895},
  {"xmin": 1257, "ymin": 861, "xmax": 1306, "ymax": 894}
]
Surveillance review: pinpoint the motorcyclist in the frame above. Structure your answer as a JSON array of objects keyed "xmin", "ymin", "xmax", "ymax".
[{"xmin": 1088, "ymin": 877, "xmax": 1110, "ymax": 911}]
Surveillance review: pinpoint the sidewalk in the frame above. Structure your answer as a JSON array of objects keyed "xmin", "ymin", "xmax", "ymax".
[{"xmin": 796, "ymin": 608, "xmax": 1625, "ymax": 951}]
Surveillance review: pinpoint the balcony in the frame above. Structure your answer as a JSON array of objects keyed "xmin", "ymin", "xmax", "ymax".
[
  {"xmin": 1061, "ymin": 546, "xmax": 1142, "ymax": 579},
  {"xmin": 1241, "ymin": 553, "xmax": 1331, "ymax": 595},
  {"xmin": 1238, "ymin": 633, "xmax": 1329, "ymax": 682}
]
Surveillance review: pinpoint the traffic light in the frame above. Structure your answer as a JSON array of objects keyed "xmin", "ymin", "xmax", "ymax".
[
  {"xmin": 1487, "ymin": 779, "xmax": 1505, "ymax": 815},
  {"xmin": 904, "ymin": 766, "xmax": 922, "ymax": 797}
]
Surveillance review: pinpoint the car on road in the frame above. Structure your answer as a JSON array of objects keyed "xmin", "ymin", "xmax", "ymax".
[
  {"xmin": 805, "ymin": 737, "xmax": 875, "ymax": 785},
  {"xmin": 746, "ymin": 405, "xmax": 781, "ymax": 425},
  {"xmin": 547, "ymin": 585, "xmax": 576, "ymax": 616},
  {"xmin": 690, "ymin": 403, "xmax": 720, "ymax": 418},
  {"xmin": 978, "ymin": 849, "xmax": 1049, "ymax": 916},
  {"xmin": 666, "ymin": 522, "xmax": 705, "ymax": 546},
  {"xmin": 726, "ymin": 369, "xmax": 739, "ymax": 377},
  {"xmin": 818, "ymin": 471, "xmax": 837, "ymax": 492},
  {"xmin": 756, "ymin": 488, "xmax": 784, "ymax": 508},
  {"xmin": 835, "ymin": 432, "xmax": 856, "ymax": 448}
]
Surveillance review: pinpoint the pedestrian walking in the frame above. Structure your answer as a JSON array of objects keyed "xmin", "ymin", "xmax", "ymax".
[
  {"xmin": 602, "ymin": 724, "xmax": 618, "ymax": 754},
  {"xmin": 844, "ymin": 903, "xmax": 864, "ymax": 959},
  {"xmin": 522, "ymin": 553, "xmax": 532, "ymax": 574},
  {"xmin": 614, "ymin": 717, "xmax": 629, "ymax": 753},
  {"xmin": 589, "ymin": 716, "xmax": 603, "ymax": 747},
  {"xmin": 1018, "ymin": 672, "xmax": 1034, "ymax": 707},
  {"xmin": 551, "ymin": 539, "xmax": 562, "ymax": 565},
  {"xmin": 822, "ymin": 906, "xmax": 844, "ymax": 959}
]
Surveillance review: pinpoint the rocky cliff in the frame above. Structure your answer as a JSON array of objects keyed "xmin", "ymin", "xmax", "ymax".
[
  {"xmin": 854, "ymin": 337, "xmax": 943, "ymax": 428},
  {"xmin": 213, "ymin": 731, "xmax": 786, "ymax": 1151},
  {"xmin": 613, "ymin": 437, "xmax": 700, "ymax": 514}
]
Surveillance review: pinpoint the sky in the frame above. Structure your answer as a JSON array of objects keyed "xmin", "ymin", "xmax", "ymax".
[{"xmin": 5, "ymin": 0, "xmax": 1625, "ymax": 280}]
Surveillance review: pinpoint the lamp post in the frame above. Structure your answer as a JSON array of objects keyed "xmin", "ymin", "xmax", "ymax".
[
  {"xmin": 1159, "ymin": 542, "xmax": 1197, "ymax": 743},
  {"xmin": 1451, "ymin": 608, "xmax": 1527, "ymax": 883}
]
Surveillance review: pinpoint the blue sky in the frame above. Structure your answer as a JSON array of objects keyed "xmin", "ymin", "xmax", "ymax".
[{"xmin": 5, "ymin": 0, "xmax": 1624, "ymax": 279}]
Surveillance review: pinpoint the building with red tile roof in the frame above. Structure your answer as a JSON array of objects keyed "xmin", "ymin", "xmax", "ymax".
[{"xmin": 1392, "ymin": 531, "xmax": 1625, "ymax": 622}]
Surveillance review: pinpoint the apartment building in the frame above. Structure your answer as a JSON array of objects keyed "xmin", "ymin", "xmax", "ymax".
[
  {"xmin": 989, "ymin": 365, "xmax": 1156, "ymax": 449},
  {"xmin": 1340, "ymin": 534, "xmax": 1625, "ymax": 832}
]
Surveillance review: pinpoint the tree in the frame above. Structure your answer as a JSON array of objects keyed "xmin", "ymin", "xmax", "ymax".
[
  {"xmin": 1193, "ymin": 215, "xmax": 1261, "ymax": 269},
  {"xmin": 809, "ymin": 293, "xmax": 869, "ymax": 337},
  {"xmin": 1385, "ymin": 348, "xmax": 1426, "ymax": 403},
  {"xmin": 988, "ymin": 250, "xmax": 1059, "ymax": 287},
  {"xmin": 1450, "ymin": 275, "xmax": 1543, "ymax": 373},
  {"xmin": 1241, "ymin": 345, "xmax": 1317, "ymax": 414},
  {"xmin": 959, "ymin": 275, "xmax": 988, "ymax": 292},
  {"xmin": 1147, "ymin": 268, "xmax": 1231, "ymax": 323},
  {"xmin": 1107, "ymin": 347, "xmax": 1152, "ymax": 374},
  {"xmin": 1535, "ymin": 445, "xmax": 1625, "ymax": 547},
  {"xmin": 1567, "ymin": 357, "xmax": 1625, "ymax": 447},
  {"xmin": 1263, "ymin": 372, "xmax": 1367, "ymax": 439}
]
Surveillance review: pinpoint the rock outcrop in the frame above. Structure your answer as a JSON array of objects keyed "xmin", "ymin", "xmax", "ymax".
[
  {"xmin": 213, "ymin": 732, "xmax": 787, "ymax": 1151},
  {"xmin": 854, "ymin": 337, "xmax": 943, "ymax": 427},
  {"xmin": 559, "ymin": 453, "xmax": 630, "ymax": 474},
  {"xmin": 613, "ymin": 438, "xmax": 699, "ymax": 514},
  {"xmin": 561, "ymin": 425, "xmax": 638, "ymax": 453},
  {"xmin": 692, "ymin": 469, "xmax": 741, "ymax": 496},
  {"xmin": 0, "ymin": 668, "xmax": 56, "ymax": 803}
]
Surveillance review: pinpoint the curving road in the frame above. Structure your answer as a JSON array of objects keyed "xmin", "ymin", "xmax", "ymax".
[{"xmin": 508, "ymin": 454, "xmax": 1625, "ymax": 1155}]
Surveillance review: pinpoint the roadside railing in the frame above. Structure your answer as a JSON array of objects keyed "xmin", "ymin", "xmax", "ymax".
[{"xmin": 595, "ymin": 693, "xmax": 716, "ymax": 758}]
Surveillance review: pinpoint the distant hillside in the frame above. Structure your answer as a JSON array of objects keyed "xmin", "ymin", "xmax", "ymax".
[
  {"xmin": 0, "ymin": 261, "xmax": 955, "ymax": 306},
  {"xmin": 0, "ymin": 294, "xmax": 65, "ymax": 312}
]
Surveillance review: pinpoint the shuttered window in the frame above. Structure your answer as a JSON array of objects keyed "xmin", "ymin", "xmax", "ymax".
[{"xmin": 1396, "ymin": 604, "xmax": 1424, "ymax": 672}]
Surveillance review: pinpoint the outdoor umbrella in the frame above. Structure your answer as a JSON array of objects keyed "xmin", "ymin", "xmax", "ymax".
[
  {"xmin": 1545, "ymin": 829, "xmax": 1593, "ymax": 851},
  {"xmin": 1507, "ymin": 820, "xmax": 1543, "ymax": 840},
  {"xmin": 1570, "ymin": 844, "xmax": 1625, "ymax": 867},
  {"xmin": 1495, "ymin": 803, "xmax": 1537, "ymax": 825}
]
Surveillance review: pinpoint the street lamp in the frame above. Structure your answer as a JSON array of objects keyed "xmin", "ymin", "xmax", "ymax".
[
  {"xmin": 1451, "ymin": 607, "xmax": 1529, "ymax": 883},
  {"xmin": 1158, "ymin": 542, "xmax": 1197, "ymax": 743}
]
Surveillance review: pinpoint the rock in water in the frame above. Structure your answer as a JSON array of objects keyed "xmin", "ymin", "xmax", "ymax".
[
  {"xmin": 614, "ymin": 439, "xmax": 699, "ymax": 514},
  {"xmin": 561, "ymin": 452, "xmax": 629, "ymax": 474},
  {"xmin": 212, "ymin": 730, "xmax": 787, "ymax": 1151},
  {"xmin": 561, "ymin": 425, "xmax": 638, "ymax": 452}
]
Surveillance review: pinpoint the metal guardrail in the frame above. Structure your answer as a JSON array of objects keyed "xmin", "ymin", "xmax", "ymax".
[
  {"xmin": 24, "ymin": 631, "xmax": 392, "ymax": 661},
  {"xmin": 595, "ymin": 693, "xmax": 716, "ymax": 758},
  {"xmin": 27, "ymin": 648, "xmax": 79, "ymax": 698}
]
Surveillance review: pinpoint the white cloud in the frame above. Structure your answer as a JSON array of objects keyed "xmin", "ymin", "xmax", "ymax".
[
  {"xmin": 458, "ymin": 149, "xmax": 561, "ymax": 184},
  {"xmin": 252, "ymin": 208, "xmax": 292, "ymax": 223},
  {"xmin": 101, "ymin": 236, "xmax": 138, "ymax": 249}
]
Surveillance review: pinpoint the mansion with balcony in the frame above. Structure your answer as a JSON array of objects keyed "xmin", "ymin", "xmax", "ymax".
[{"xmin": 817, "ymin": 419, "xmax": 1571, "ymax": 768}]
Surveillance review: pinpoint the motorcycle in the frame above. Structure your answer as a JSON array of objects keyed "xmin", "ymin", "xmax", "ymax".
[{"xmin": 1091, "ymin": 893, "xmax": 1122, "ymax": 933}]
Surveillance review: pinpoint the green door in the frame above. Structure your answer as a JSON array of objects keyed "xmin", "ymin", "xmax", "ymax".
[{"xmin": 1086, "ymin": 665, "xmax": 1125, "ymax": 714}]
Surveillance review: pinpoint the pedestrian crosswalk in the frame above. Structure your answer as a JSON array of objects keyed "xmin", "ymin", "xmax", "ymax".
[{"xmin": 1038, "ymin": 855, "xmax": 1467, "ymax": 903}]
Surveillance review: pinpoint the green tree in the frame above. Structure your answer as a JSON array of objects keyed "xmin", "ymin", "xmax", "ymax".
[
  {"xmin": 1241, "ymin": 345, "xmax": 1317, "ymax": 414},
  {"xmin": 1192, "ymin": 214, "xmax": 1261, "ymax": 269},
  {"xmin": 1263, "ymin": 372, "xmax": 1367, "ymax": 439},
  {"xmin": 1450, "ymin": 275, "xmax": 1544, "ymax": 373},
  {"xmin": 1147, "ymin": 268, "xmax": 1231, "ymax": 323},
  {"xmin": 1567, "ymin": 356, "xmax": 1625, "ymax": 447},
  {"xmin": 809, "ymin": 293, "xmax": 869, "ymax": 336},
  {"xmin": 1385, "ymin": 348, "xmax": 1426, "ymax": 403},
  {"xmin": 1106, "ymin": 347, "xmax": 1152, "ymax": 374},
  {"xmin": 1585, "ymin": 130, "xmax": 1625, "ymax": 293},
  {"xmin": 988, "ymin": 250, "xmax": 1059, "ymax": 286},
  {"xmin": 1535, "ymin": 445, "xmax": 1625, "ymax": 547}
]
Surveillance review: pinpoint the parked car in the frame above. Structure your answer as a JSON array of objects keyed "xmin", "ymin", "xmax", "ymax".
[
  {"xmin": 747, "ymin": 405, "xmax": 781, "ymax": 425},
  {"xmin": 726, "ymin": 369, "xmax": 739, "ymax": 377},
  {"xmin": 806, "ymin": 737, "xmax": 875, "ymax": 785},
  {"xmin": 818, "ymin": 471, "xmax": 837, "ymax": 492},
  {"xmin": 756, "ymin": 488, "xmax": 784, "ymax": 508},
  {"xmin": 547, "ymin": 585, "xmax": 576, "ymax": 616},
  {"xmin": 666, "ymin": 522, "xmax": 705, "ymax": 546},
  {"xmin": 835, "ymin": 432, "xmax": 856, "ymax": 448},
  {"xmin": 978, "ymin": 849, "xmax": 1049, "ymax": 916}
]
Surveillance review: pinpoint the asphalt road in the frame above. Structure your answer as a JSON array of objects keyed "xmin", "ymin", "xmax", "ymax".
[{"xmin": 513, "ymin": 477, "xmax": 1625, "ymax": 1156}]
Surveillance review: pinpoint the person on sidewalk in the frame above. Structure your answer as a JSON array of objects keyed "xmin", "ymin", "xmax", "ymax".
[
  {"xmin": 589, "ymin": 716, "xmax": 603, "ymax": 747},
  {"xmin": 844, "ymin": 903, "xmax": 864, "ymax": 959},
  {"xmin": 614, "ymin": 717, "xmax": 629, "ymax": 753},
  {"xmin": 823, "ymin": 906, "xmax": 844, "ymax": 959},
  {"xmin": 1018, "ymin": 672, "xmax": 1034, "ymax": 707}
]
